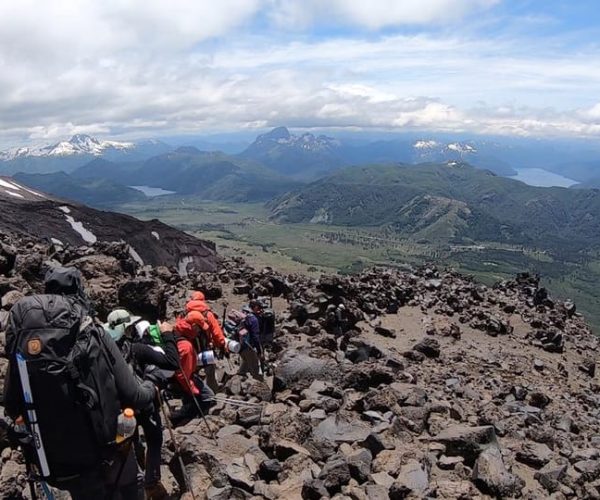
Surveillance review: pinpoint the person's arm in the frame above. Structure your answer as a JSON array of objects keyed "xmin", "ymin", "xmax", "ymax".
[
  {"xmin": 160, "ymin": 321, "xmax": 183, "ymax": 370},
  {"xmin": 3, "ymin": 318, "xmax": 22, "ymax": 418},
  {"xmin": 208, "ymin": 312, "xmax": 226, "ymax": 350},
  {"xmin": 175, "ymin": 340, "xmax": 199, "ymax": 395},
  {"xmin": 99, "ymin": 329, "xmax": 156, "ymax": 410},
  {"xmin": 245, "ymin": 315, "xmax": 261, "ymax": 350},
  {"xmin": 3, "ymin": 361, "xmax": 23, "ymax": 419}
]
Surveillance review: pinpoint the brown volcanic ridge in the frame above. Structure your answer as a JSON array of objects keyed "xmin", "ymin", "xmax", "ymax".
[
  {"xmin": 0, "ymin": 176, "xmax": 216, "ymax": 273},
  {"xmin": 1, "ymin": 184, "xmax": 600, "ymax": 499}
]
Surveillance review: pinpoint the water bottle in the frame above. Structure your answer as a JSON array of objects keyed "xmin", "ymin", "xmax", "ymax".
[
  {"xmin": 198, "ymin": 350, "xmax": 216, "ymax": 366},
  {"xmin": 14, "ymin": 415, "xmax": 27, "ymax": 434},
  {"xmin": 116, "ymin": 408, "xmax": 136, "ymax": 444}
]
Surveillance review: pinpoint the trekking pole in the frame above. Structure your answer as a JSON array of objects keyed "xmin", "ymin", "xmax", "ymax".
[
  {"xmin": 158, "ymin": 391, "xmax": 196, "ymax": 500},
  {"xmin": 217, "ymin": 300, "xmax": 236, "ymax": 373},
  {"xmin": 175, "ymin": 358, "xmax": 218, "ymax": 444},
  {"xmin": 220, "ymin": 301, "xmax": 228, "ymax": 330},
  {"xmin": 24, "ymin": 460, "xmax": 39, "ymax": 500}
]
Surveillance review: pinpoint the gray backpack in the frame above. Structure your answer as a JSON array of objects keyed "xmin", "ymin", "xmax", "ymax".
[{"xmin": 5, "ymin": 291, "xmax": 120, "ymax": 486}]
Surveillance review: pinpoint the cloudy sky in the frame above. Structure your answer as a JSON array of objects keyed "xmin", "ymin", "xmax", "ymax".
[{"xmin": 1, "ymin": 0, "xmax": 600, "ymax": 147}]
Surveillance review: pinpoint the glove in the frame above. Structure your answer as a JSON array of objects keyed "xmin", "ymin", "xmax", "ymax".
[{"xmin": 7, "ymin": 423, "xmax": 31, "ymax": 447}]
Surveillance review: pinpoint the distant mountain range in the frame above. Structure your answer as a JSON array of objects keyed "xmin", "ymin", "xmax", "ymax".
[
  {"xmin": 3, "ymin": 128, "xmax": 600, "ymax": 208},
  {"xmin": 0, "ymin": 135, "xmax": 172, "ymax": 175},
  {"xmin": 12, "ymin": 172, "xmax": 147, "ymax": 208},
  {"xmin": 238, "ymin": 127, "xmax": 516, "ymax": 178},
  {"xmin": 269, "ymin": 162, "xmax": 600, "ymax": 255},
  {"xmin": 0, "ymin": 134, "xmax": 134, "ymax": 160}
]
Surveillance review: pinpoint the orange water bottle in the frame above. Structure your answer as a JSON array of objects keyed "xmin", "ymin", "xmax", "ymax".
[{"xmin": 116, "ymin": 408, "xmax": 136, "ymax": 444}]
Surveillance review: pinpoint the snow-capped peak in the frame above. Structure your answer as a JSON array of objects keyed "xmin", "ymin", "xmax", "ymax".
[
  {"xmin": 255, "ymin": 127, "xmax": 341, "ymax": 152},
  {"xmin": 414, "ymin": 140, "xmax": 439, "ymax": 149},
  {"xmin": 447, "ymin": 142, "xmax": 476, "ymax": 154},
  {"xmin": 0, "ymin": 135, "xmax": 135, "ymax": 161}
]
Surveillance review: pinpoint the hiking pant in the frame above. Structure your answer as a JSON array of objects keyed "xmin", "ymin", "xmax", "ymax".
[
  {"xmin": 203, "ymin": 363, "xmax": 219, "ymax": 393},
  {"xmin": 62, "ymin": 446, "xmax": 140, "ymax": 500},
  {"xmin": 239, "ymin": 347, "xmax": 263, "ymax": 381},
  {"xmin": 138, "ymin": 407, "xmax": 163, "ymax": 487},
  {"xmin": 193, "ymin": 374, "xmax": 216, "ymax": 414}
]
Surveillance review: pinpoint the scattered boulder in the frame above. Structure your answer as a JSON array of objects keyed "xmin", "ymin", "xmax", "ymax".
[
  {"xmin": 433, "ymin": 425, "xmax": 497, "ymax": 465},
  {"xmin": 413, "ymin": 338, "xmax": 440, "ymax": 358},
  {"xmin": 472, "ymin": 445, "xmax": 524, "ymax": 497}
]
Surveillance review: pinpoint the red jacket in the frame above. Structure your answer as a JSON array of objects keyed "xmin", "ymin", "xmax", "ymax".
[
  {"xmin": 174, "ymin": 317, "xmax": 199, "ymax": 395},
  {"xmin": 186, "ymin": 300, "xmax": 226, "ymax": 350}
]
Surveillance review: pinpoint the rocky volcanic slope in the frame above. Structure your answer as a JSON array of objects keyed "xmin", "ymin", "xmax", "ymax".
[
  {"xmin": 0, "ymin": 177, "xmax": 216, "ymax": 272},
  {"xmin": 1, "ymin": 233, "xmax": 600, "ymax": 499}
]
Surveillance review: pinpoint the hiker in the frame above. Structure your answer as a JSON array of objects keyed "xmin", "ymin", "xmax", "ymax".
[
  {"xmin": 239, "ymin": 300, "xmax": 265, "ymax": 380},
  {"xmin": 104, "ymin": 309, "xmax": 179, "ymax": 499},
  {"xmin": 326, "ymin": 303, "xmax": 346, "ymax": 337},
  {"xmin": 169, "ymin": 314, "xmax": 215, "ymax": 425},
  {"xmin": 3, "ymin": 267, "xmax": 156, "ymax": 500},
  {"xmin": 186, "ymin": 296, "xmax": 227, "ymax": 393}
]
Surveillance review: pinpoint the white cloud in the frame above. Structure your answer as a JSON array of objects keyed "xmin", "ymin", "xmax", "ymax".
[
  {"xmin": 0, "ymin": 1, "xmax": 600, "ymax": 147},
  {"xmin": 269, "ymin": 0, "xmax": 500, "ymax": 29}
]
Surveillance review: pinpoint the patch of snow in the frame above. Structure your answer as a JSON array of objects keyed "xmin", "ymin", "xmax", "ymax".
[
  {"xmin": 19, "ymin": 186, "xmax": 46, "ymax": 198},
  {"xmin": 64, "ymin": 215, "xmax": 97, "ymax": 244},
  {"xmin": 0, "ymin": 179, "xmax": 21, "ymax": 190},
  {"xmin": 151, "ymin": 231, "xmax": 160, "ymax": 240},
  {"xmin": 5, "ymin": 190, "xmax": 24, "ymax": 198},
  {"xmin": 414, "ymin": 140, "xmax": 439, "ymax": 149},
  {"xmin": 128, "ymin": 246, "xmax": 144, "ymax": 266},
  {"xmin": 51, "ymin": 238, "xmax": 63, "ymax": 246},
  {"xmin": 58, "ymin": 205, "xmax": 71, "ymax": 214},
  {"xmin": 177, "ymin": 256, "xmax": 194, "ymax": 276},
  {"xmin": 447, "ymin": 143, "xmax": 476, "ymax": 154}
]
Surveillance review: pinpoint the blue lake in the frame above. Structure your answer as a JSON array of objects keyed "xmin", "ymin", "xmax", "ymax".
[
  {"xmin": 509, "ymin": 168, "xmax": 577, "ymax": 188},
  {"xmin": 130, "ymin": 185, "xmax": 176, "ymax": 197}
]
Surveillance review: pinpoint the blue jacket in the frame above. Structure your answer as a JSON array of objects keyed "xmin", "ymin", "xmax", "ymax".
[{"xmin": 244, "ymin": 313, "xmax": 261, "ymax": 350}]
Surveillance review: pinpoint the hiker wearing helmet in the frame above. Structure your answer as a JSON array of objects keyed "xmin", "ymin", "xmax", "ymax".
[
  {"xmin": 169, "ymin": 314, "xmax": 215, "ymax": 425},
  {"xmin": 186, "ymin": 297, "xmax": 227, "ymax": 393},
  {"xmin": 3, "ymin": 267, "xmax": 156, "ymax": 500},
  {"xmin": 104, "ymin": 309, "xmax": 179, "ymax": 499},
  {"xmin": 239, "ymin": 300, "xmax": 264, "ymax": 380}
]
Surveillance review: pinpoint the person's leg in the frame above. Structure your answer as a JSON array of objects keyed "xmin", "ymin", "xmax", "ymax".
[
  {"xmin": 239, "ymin": 348, "xmax": 263, "ymax": 380},
  {"xmin": 105, "ymin": 444, "xmax": 143, "ymax": 500},
  {"xmin": 140, "ymin": 410, "xmax": 163, "ymax": 487},
  {"xmin": 204, "ymin": 363, "xmax": 219, "ymax": 393},
  {"xmin": 62, "ymin": 468, "xmax": 107, "ymax": 500},
  {"xmin": 193, "ymin": 374, "xmax": 216, "ymax": 414}
]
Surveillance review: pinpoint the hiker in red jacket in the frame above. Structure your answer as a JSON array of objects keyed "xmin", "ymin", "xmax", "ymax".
[
  {"xmin": 186, "ymin": 298, "xmax": 227, "ymax": 393},
  {"xmin": 169, "ymin": 316, "xmax": 214, "ymax": 425}
]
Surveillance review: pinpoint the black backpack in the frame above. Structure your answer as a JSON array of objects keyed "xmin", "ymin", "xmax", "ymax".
[
  {"xmin": 5, "ymin": 294, "xmax": 121, "ymax": 485},
  {"xmin": 259, "ymin": 308, "xmax": 276, "ymax": 345}
]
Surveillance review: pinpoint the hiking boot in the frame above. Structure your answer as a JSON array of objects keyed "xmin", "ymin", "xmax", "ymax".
[
  {"xmin": 169, "ymin": 399, "xmax": 197, "ymax": 426},
  {"xmin": 145, "ymin": 481, "xmax": 168, "ymax": 500}
]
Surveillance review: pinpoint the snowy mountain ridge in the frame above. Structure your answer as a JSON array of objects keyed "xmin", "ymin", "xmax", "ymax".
[{"xmin": 0, "ymin": 134, "xmax": 134, "ymax": 161}]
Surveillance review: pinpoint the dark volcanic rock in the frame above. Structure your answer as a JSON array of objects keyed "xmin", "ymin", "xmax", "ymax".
[
  {"xmin": 413, "ymin": 338, "xmax": 440, "ymax": 358},
  {"xmin": 273, "ymin": 351, "xmax": 336, "ymax": 391},
  {"xmin": 118, "ymin": 278, "xmax": 166, "ymax": 321},
  {"xmin": 433, "ymin": 425, "xmax": 497, "ymax": 465},
  {"xmin": 472, "ymin": 445, "xmax": 523, "ymax": 497}
]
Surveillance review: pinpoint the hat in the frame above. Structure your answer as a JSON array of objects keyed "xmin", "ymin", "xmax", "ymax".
[
  {"xmin": 186, "ymin": 310, "xmax": 209, "ymax": 331},
  {"xmin": 135, "ymin": 320, "xmax": 151, "ymax": 339},
  {"xmin": 191, "ymin": 291, "xmax": 205, "ymax": 301},
  {"xmin": 186, "ymin": 299, "xmax": 209, "ymax": 313},
  {"xmin": 104, "ymin": 309, "xmax": 141, "ymax": 341}
]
